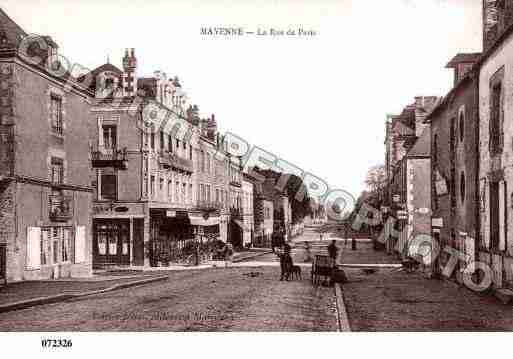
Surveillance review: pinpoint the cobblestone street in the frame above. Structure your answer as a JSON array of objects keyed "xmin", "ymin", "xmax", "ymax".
[{"xmin": 0, "ymin": 265, "xmax": 337, "ymax": 331}]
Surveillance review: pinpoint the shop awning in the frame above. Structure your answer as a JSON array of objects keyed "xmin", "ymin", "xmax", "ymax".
[{"xmin": 189, "ymin": 216, "xmax": 220, "ymax": 226}]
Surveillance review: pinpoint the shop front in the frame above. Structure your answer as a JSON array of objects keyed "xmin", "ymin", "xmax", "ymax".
[{"xmin": 93, "ymin": 219, "xmax": 130, "ymax": 267}]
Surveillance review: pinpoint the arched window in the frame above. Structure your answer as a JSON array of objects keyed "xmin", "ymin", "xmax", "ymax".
[{"xmin": 460, "ymin": 171, "xmax": 466, "ymax": 204}]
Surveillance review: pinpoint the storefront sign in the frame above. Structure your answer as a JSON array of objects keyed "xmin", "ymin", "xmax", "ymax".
[{"xmin": 166, "ymin": 210, "xmax": 176, "ymax": 217}]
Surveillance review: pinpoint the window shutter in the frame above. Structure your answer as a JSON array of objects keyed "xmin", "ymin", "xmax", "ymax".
[
  {"xmin": 75, "ymin": 226, "xmax": 86, "ymax": 263},
  {"xmin": 26, "ymin": 227, "xmax": 41, "ymax": 269},
  {"xmin": 499, "ymin": 181, "xmax": 506, "ymax": 252}
]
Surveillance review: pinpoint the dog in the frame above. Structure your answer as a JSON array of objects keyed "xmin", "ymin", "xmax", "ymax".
[{"xmin": 290, "ymin": 265, "xmax": 302, "ymax": 280}]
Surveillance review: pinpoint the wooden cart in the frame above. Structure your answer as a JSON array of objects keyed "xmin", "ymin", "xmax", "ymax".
[{"xmin": 311, "ymin": 255, "xmax": 335, "ymax": 285}]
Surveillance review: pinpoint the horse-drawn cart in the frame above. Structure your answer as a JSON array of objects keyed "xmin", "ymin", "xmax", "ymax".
[{"xmin": 311, "ymin": 255, "xmax": 335, "ymax": 285}]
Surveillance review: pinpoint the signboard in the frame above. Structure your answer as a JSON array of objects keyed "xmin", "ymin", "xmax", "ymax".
[
  {"xmin": 432, "ymin": 217, "xmax": 443, "ymax": 228},
  {"xmin": 166, "ymin": 210, "xmax": 176, "ymax": 218}
]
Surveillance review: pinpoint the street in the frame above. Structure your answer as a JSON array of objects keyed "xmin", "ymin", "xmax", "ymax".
[{"xmin": 0, "ymin": 227, "xmax": 338, "ymax": 331}]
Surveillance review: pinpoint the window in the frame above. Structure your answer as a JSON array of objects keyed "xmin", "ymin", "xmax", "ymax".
[
  {"xmin": 50, "ymin": 95, "xmax": 63, "ymax": 134},
  {"xmin": 62, "ymin": 228, "xmax": 71, "ymax": 262},
  {"xmin": 433, "ymin": 134, "xmax": 438, "ymax": 165},
  {"xmin": 150, "ymin": 176, "xmax": 155, "ymax": 197},
  {"xmin": 101, "ymin": 173, "xmax": 117, "ymax": 200},
  {"xmin": 189, "ymin": 184, "xmax": 193, "ymax": 203},
  {"xmin": 175, "ymin": 181, "xmax": 179, "ymax": 202},
  {"xmin": 160, "ymin": 131, "xmax": 165, "ymax": 151},
  {"xmin": 216, "ymin": 189, "xmax": 219, "ymax": 203},
  {"xmin": 52, "ymin": 227, "xmax": 59, "ymax": 263},
  {"xmin": 160, "ymin": 178, "xmax": 164, "ymax": 192},
  {"xmin": 102, "ymin": 125, "xmax": 117, "ymax": 150},
  {"xmin": 183, "ymin": 141, "xmax": 187, "ymax": 151},
  {"xmin": 189, "ymin": 145, "xmax": 193, "ymax": 160},
  {"xmin": 459, "ymin": 111, "xmax": 465, "ymax": 142},
  {"xmin": 41, "ymin": 229, "xmax": 50, "ymax": 265},
  {"xmin": 490, "ymin": 83, "xmax": 503, "ymax": 155},
  {"xmin": 460, "ymin": 172, "xmax": 466, "ymax": 204},
  {"xmin": 182, "ymin": 183, "xmax": 186, "ymax": 203},
  {"xmin": 168, "ymin": 135, "xmax": 173, "ymax": 152},
  {"xmin": 176, "ymin": 139, "xmax": 180, "ymax": 151},
  {"xmin": 51, "ymin": 157, "xmax": 64, "ymax": 184},
  {"xmin": 207, "ymin": 154, "xmax": 211, "ymax": 174},
  {"xmin": 168, "ymin": 181, "xmax": 172, "ymax": 200},
  {"xmin": 150, "ymin": 132, "xmax": 155, "ymax": 150}
]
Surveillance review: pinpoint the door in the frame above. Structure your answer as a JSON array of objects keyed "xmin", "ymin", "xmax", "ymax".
[
  {"xmin": 93, "ymin": 220, "xmax": 130, "ymax": 266},
  {"xmin": 0, "ymin": 244, "xmax": 6, "ymax": 284}
]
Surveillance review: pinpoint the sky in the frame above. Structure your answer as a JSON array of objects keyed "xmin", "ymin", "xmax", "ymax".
[{"xmin": 2, "ymin": 0, "xmax": 482, "ymax": 202}]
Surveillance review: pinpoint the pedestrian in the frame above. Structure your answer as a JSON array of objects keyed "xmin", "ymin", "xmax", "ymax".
[
  {"xmin": 224, "ymin": 243, "xmax": 234, "ymax": 268},
  {"xmin": 327, "ymin": 240, "xmax": 338, "ymax": 264}
]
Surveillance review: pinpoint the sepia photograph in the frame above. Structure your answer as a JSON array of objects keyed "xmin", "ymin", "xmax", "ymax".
[{"xmin": 0, "ymin": 0, "xmax": 511, "ymax": 356}]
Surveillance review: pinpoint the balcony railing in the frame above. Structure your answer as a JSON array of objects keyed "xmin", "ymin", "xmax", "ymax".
[
  {"xmin": 91, "ymin": 147, "xmax": 128, "ymax": 169},
  {"xmin": 49, "ymin": 194, "xmax": 73, "ymax": 222},
  {"xmin": 195, "ymin": 200, "xmax": 223, "ymax": 212},
  {"xmin": 159, "ymin": 152, "xmax": 193, "ymax": 174}
]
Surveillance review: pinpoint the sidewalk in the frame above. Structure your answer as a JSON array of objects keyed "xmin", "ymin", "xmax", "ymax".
[
  {"xmin": 0, "ymin": 274, "xmax": 166, "ymax": 309},
  {"xmin": 338, "ymin": 243, "xmax": 513, "ymax": 331}
]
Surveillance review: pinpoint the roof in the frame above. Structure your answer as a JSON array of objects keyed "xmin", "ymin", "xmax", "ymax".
[
  {"xmin": 407, "ymin": 126, "xmax": 430, "ymax": 158},
  {"xmin": 78, "ymin": 63, "xmax": 123, "ymax": 91},
  {"xmin": 0, "ymin": 7, "xmax": 27, "ymax": 48},
  {"xmin": 446, "ymin": 53, "xmax": 482, "ymax": 68}
]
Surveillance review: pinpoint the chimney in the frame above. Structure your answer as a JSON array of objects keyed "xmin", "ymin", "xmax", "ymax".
[{"xmin": 483, "ymin": 0, "xmax": 499, "ymax": 51}]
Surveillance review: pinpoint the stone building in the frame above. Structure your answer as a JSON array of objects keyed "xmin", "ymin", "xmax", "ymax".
[
  {"xmin": 241, "ymin": 177, "xmax": 254, "ymax": 247},
  {"xmin": 0, "ymin": 9, "xmax": 93, "ymax": 281},
  {"xmin": 86, "ymin": 49, "xmax": 209, "ymax": 268},
  {"xmin": 478, "ymin": 0, "xmax": 513, "ymax": 289},
  {"xmin": 426, "ymin": 53, "xmax": 480, "ymax": 281},
  {"xmin": 385, "ymin": 97, "xmax": 439, "ymax": 256}
]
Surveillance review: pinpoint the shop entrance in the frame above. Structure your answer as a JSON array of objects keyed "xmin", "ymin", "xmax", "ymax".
[{"xmin": 93, "ymin": 219, "xmax": 130, "ymax": 267}]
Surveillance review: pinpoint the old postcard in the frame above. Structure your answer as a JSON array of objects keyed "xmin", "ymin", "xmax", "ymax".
[{"xmin": 0, "ymin": 0, "xmax": 510, "ymax": 357}]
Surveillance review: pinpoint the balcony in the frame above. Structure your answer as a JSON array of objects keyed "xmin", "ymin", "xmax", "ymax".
[
  {"xmin": 195, "ymin": 200, "xmax": 223, "ymax": 213},
  {"xmin": 159, "ymin": 152, "xmax": 193, "ymax": 174},
  {"xmin": 91, "ymin": 147, "xmax": 128, "ymax": 169},
  {"xmin": 49, "ymin": 194, "xmax": 73, "ymax": 222}
]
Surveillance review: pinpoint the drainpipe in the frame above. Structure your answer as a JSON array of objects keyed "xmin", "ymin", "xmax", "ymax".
[{"xmin": 474, "ymin": 68, "xmax": 480, "ymax": 267}]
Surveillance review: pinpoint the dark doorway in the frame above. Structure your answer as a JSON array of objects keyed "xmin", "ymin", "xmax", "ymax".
[
  {"xmin": 490, "ymin": 182, "xmax": 500, "ymax": 250},
  {"xmin": 229, "ymin": 219, "xmax": 243, "ymax": 249},
  {"xmin": 0, "ymin": 244, "xmax": 6, "ymax": 285}
]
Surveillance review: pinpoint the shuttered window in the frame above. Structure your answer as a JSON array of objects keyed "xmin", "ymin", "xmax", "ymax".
[{"xmin": 26, "ymin": 227, "xmax": 41, "ymax": 269}]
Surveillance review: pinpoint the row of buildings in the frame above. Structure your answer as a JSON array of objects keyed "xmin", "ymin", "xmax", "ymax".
[
  {"xmin": 383, "ymin": 0, "xmax": 513, "ymax": 292},
  {"xmin": 0, "ymin": 8, "xmax": 296, "ymax": 282}
]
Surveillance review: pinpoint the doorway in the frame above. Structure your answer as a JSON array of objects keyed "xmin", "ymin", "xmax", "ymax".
[{"xmin": 93, "ymin": 219, "xmax": 130, "ymax": 267}]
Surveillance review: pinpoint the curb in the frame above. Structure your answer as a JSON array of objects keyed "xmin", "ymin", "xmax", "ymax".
[
  {"xmin": 334, "ymin": 283, "xmax": 351, "ymax": 332},
  {"xmin": 232, "ymin": 250, "xmax": 272, "ymax": 263},
  {"xmin": 0, "ymin": 275, "xmax": 168, "ymax": 314}
]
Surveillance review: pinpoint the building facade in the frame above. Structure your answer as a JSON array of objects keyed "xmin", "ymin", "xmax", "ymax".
[
  {"xmin": 478, "ymin": 0, "xmax": 513, "ymax": 289},
  {"xmin": 0, "ymin": 10, "xmax": 93, "ymax": 281},
  {"xmin": 427, "ymin": 54, "xmax": 480, "ymax": 281}
]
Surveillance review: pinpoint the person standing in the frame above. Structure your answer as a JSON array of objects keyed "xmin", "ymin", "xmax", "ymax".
[{"xmin": 224, "ymin": 243, "xmax": 234, "ymax": 268}]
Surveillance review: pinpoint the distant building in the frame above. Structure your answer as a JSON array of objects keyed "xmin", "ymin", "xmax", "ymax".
[{"xmin": 0, "ymin": 9, "xmax": 93, "ymax": 281}]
